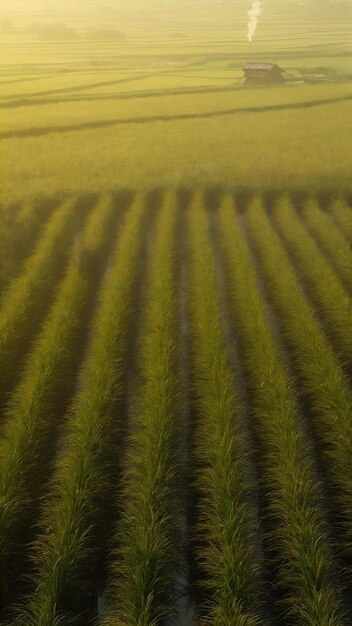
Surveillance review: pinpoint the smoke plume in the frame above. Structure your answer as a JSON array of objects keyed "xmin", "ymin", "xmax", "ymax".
[{"xmin": 247, "ymin": 0, "xmax": 264, "ymax": 43}]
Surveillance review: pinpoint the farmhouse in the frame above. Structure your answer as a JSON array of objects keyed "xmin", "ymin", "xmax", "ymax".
[{"xmin": 243, "ymin": 62, "xmax": 285, "ymax": 85}]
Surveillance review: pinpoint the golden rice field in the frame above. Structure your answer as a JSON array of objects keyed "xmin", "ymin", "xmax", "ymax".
[
  {"xmin": 1, "ymin": 1, "xmax": 352, "ymax": 206},
  {"xmin": 0, "ymin": 189, "xmax": 352, "ymax": 625}
]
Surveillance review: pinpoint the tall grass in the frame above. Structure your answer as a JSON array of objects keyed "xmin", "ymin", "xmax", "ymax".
[
  {"xmin": 301, "ymin": 198, "xmax": 352, "ymax": 295},
  {"xmin": 0, "ymin": 195, "xmax": 115, "ymax": 597},
  {"xmin": 329, "ymin": 198, "xmax": 352, "ymax": 244},
  {"xmin": 14, "ymin": 195, "xmax": 146, "ymax": 626},
  {"xmin": 187, "ymin": 191, "xmax": 261, "ymax": 625},
  {"xmin": 0, "ymin": 197, "xmax": 86, "ymax": 401},
  {"xmin": 101, "ymin": 191, "xmax": 181, "ymax": 626},
  {"xmin": 272, "ymin": 196, "xmax": 352, "ymax": 365},
  {"xmin": 245, "ymin": 196, "xmax": 352, "ymax": 555},
  {"xmin": 219, "ymin": 194, "xmax": 343, "ymax": 625}
]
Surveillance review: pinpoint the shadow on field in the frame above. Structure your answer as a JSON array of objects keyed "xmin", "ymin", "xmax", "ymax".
[
  {"xmin": 2, "ymin": 93, "xmax": 352, "ymax": 141},
  {"xmin": 0, "ymin": 71, "xmax": 164, "ymax": 101},
  {"xmin": 0, "ymin": 84, "xmax": 241, "ymax": 109}
]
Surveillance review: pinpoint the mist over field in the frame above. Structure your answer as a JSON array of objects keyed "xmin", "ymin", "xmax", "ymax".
[
  {"xmin": 0, "ymin": 0, "xmax": 352, "ymax": 624},
  {"xmin": 1, "ymin": 0, "xmax": 351, "ymax": 202}
]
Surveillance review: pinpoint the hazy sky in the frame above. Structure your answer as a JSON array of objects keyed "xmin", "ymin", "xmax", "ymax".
[
  {"xmin": 2, "ymin": 0, "xmax": 350, "ymax": 7},
  {"xmin": 1, "ymin": 0, "xmax": 351, "ymax": 18}
]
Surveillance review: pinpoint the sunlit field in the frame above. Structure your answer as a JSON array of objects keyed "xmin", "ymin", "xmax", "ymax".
[
  {"xmin": 0, "ymin": 1, "xmax": 352, "ymax": 624},
  {"xmin": 1, "ymin": 1, "xmax": 352, "ymax": 203}
]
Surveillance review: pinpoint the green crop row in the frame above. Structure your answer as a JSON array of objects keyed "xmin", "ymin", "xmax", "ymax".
[
  {"xmin": 0, "ymin": 195, "xmax": 116, "ymax": 601},
  {"xmin": 245, "ymin": 197, "xmax": 352, "ymax": 558},
  {"xmin": 301, "ymin": 198, "xmax": 352, "ymax": 295},
  {"xmin": 101, "ymin": 191, "xmax": 181, "ymax": 626},
  {"xmin": 0, "ymin": 197, "xmax": 88, "ymax": 403},
  {"xmin": 187, "ymin": 192, "xmax": 261, "ymax": 625},
  {"xmin": 14, "ymin": 195, "xmax": 147, "ymax": 626},
  {"xmin": 330, "ymin": 198, "xmax": 352, "ymax": 244},
  {"xmin": 272, "ymin": 196, "xmax": 352, "ymax": 366},
  {"xmin": 219, "ymin": 195, "xmax": 342, "ymax": 625}
]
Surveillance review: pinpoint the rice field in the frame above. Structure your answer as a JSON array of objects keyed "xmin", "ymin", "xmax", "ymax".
[
  {"xmin": 1, "ymin": 1, "xmax": 352, "ymax": 206},
  {"xmin": 1, "ymin": 1, "xmax": 352, "ymax": 624},
  {"xmin": 0, "ymin": 188, "xmax": 351, "ymax": 624}
]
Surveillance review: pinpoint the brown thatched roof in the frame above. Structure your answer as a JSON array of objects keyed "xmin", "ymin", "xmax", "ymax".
[{"xmin": 243, "ymin": 62, "xmax": 284, "ymax": 73}]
